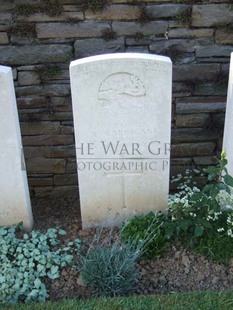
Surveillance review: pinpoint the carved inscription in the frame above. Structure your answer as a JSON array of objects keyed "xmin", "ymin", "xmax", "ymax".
[
  {"xmin": 77, "ymin": 59, "xmax": 170, "ymax": 79},
  {"xmin": 98, "ymin": 73, "xmax": 146, "ymax": 108}
]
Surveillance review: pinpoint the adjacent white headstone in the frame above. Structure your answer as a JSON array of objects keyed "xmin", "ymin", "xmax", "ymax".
[
  {"xmin": 70, "ymin": 53, "xmax": 172, "ymax": 228},
  {"xmin": 223, "ymin": 53, "xmax": 233, "ymax": 176},
  {"xmin": 0, "ymin": 65, "xmax": 33, "ymax": 230}
]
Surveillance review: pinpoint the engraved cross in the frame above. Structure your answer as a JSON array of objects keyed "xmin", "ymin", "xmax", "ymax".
[{"xmin": 105, "ymin": 154, "xmax": 143, "ymax": 210}]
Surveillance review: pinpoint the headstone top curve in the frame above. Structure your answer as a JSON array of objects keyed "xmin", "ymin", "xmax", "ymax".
[{"xmin": 70, "ymin": 53, "xmax": 172, "ymax": 69}]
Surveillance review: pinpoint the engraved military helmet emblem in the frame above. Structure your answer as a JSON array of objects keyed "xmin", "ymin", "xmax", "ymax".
[{"xmin": 98, "ymin": 72, "xmax": 146, "ymax": 108}]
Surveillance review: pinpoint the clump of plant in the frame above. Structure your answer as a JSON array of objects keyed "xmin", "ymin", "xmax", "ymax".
[
  {"xmin": 175, "ymin": 7, "xmax": 192, "ymax": 26},
  {"xmin": 164, "ymin": 45, "xmax": 186, "ymax": 64},
  {"xmin": 78, "ymin": 230, "xmax": 141, "ymax": 297},
  {"xmin": 11, "ymin": 23, "xmax": 36, "ymax": 38},
  {"xmin": 35, "ymin": 65, "xmax": 61, "ymax": 83},
  {"xmin": 137, "ymin": 5, "xmax": 154, "ymax": 25},
  {"xmin": 166, "ymin": 151, "xmax": 233, "ymax": 263},
  {"xmin": 14, "ymin": 4, "xmax": 38, "ymax": 17},
  {"xmin": 219, "ymin": 22, "xmax": 233, "ymax": 33},
  {"xmin": 81, "ymin": 0, "xmax": 110, "ymax": 11},
  {"xmin": 175, "ymin": 0, "xmax": 202, "ymax": 3},
  {"xmin": 40, "ymin": 0, "xmax": 63, "ymax": 16},
  {"xmin": 0, "ymin": 224, "xmax": 81, "ymax": 304},
  {"xmin": 64, "ymin": 49, "xmax": 74, "ymax": 63},
  {"xmin": 64, "ymin": 17, "xmax": 81, "ymax": 24},
  {"xmin": 101, "ymin": 28, "xmax": 117, "ymax": 41},
  {"xmin": 121, "ymin": 211, "xmax": 167, "ymax": 259},
  {"xmin": 14, "ymin": 1, "xmax": 63, "ymax": 17},
  {"xmin": 133, "ymin": 32, "xmax": 144, "ymax": 41},
  {"xmin": 214, "ymin": 70, "xmax": 229, "ymax": 87}
]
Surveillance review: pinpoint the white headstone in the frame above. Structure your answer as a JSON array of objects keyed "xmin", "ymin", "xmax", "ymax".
[
  {"xmin": 223, "ymin": 52, "xmax": 233, "ymax": 176},
  {"xmin": 0, "ymin": 65, "xmax": 33, "ymax": 230},
  {"xmin": 70, "ymin": 53, "xmax": 172, "ymax": 228}
]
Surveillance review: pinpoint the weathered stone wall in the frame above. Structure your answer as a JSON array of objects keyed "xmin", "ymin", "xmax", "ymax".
[{"xmin": 0, "ymin": 0, "xmax": 232, "ymax": 197}]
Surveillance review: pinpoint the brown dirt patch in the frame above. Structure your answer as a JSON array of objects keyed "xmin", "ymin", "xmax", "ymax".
[{"xmin": 31, "ymin": 197, "xmax": 233, "ymax": 301}]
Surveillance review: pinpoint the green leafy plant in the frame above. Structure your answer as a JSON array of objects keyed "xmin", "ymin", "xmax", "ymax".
[
  {"xmin": 195, "ymin": 234, "xmax": 233, "ymax": 264},
  {"xmin": 78, "ymin": 231, "xmax": 141, "ymax": 297},
  {"xmin": 121, "ymin": 211, "xmax": 167, "ymax": 259},
  {"xmin": 203, "ymin": 150, "xmax": 233, "ymax": 197},
  {"xmin": 0, "ymin": 224, "xmax": 81, "ymax": 304},
  {"xmin": 166, "ymin": 151, "xmax": 233, "ymax": 262},
  {"xmin": 166, "ymin": 187, "xmax": 219, "ymax": 246}
]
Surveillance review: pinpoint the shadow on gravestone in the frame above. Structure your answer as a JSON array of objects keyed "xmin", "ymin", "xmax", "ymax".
[
  {"xmin": 70, "ymin": 53, "xmax": 172, "ymax": 228},
  {"xmin": 223, "ymin": 52, "xmax": 233, "ymax": 176},
  {"xmin": 0, "ymin": 65, "xmax": 33, "ymax": 230}
]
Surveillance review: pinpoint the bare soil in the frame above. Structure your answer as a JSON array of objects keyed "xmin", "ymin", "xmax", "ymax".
[{"xmin": 32, "ymin": 196, "xmax": 233, "ymax": 301}]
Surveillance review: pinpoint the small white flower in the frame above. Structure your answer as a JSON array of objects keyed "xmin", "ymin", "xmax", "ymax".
[
  {"xmin": 227, "ymin": 215, "xmax": 232, "ymax": 224},
  {"xmin": 207, "ymin": 215, "xmax": 213, "ymax": 221},
  {"xmin": 227, "ymin": 229, "xmax": 233, "ymax": 238},
  {"xmin": 189, "ymin": 212, "xmax": 197, "ymax": 218}
]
